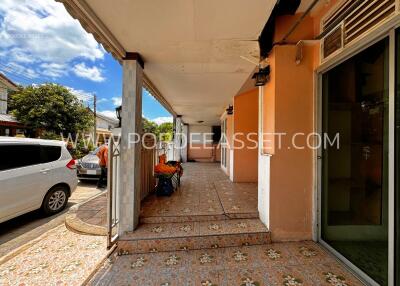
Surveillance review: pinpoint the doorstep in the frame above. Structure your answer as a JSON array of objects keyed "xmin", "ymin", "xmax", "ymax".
[{"xmin": 117, "ymin": 218, "xmax": 271, "ymax": 254}]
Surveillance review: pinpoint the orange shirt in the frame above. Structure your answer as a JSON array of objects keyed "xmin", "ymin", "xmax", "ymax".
[{"xmin": 97, "ymin": 145, "xmax": 108, "ymax": 167}]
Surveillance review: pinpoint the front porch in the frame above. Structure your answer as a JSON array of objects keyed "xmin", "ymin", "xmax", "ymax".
[
  {"xmin": 116, "ymin": 162, "xmax": 267, "ymax": 255},
  {"xmin": 89, "ymin": 241, "xmax": 363, "ymax": 286},
  {"xmin": 81, "ymin": 164, "xmax": 362, "ymax": 286},
  {"xmin": 141, "ymin": 162, "xmax": 258, "ymax": 222},
  {"xmin": 66, "ymin": 162, "xmax": 268, "ymax": 254}
]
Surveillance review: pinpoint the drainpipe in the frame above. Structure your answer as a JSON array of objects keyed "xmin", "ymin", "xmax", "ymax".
[{"xmin": 276, "ymin": 0, "xmax": 322, "ymax": 45}]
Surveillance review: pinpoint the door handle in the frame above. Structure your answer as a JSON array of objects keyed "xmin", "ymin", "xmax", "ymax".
[{"xmin": 40, "ymin": 168, "xmax": 50, "ymax": 174}]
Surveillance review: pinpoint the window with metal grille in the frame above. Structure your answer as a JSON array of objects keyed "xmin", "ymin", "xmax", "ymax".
[{"xmin": 321, "ymin": 0, "xmax": 397, "ymax": 59}]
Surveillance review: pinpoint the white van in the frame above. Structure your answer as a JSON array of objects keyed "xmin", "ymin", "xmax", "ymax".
[{"xmin": 0, "ymin": 137, "xmax": 78, "ymax": 223}]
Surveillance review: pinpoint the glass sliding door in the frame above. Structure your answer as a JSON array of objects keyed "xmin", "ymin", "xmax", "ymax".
[{"xmin": 321, "ymin": 38, "xmax": 390, "ymax": 285}]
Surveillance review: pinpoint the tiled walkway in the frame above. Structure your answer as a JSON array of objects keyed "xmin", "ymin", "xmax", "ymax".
[
  {"xmin": 89, "ymin": 241, "xmax": 364, "ymax": 286},
  {"xmin": 67, "ymin": 163, "xmax": 258, "ymax": 233},
  {"xmin": 75, "ymin": 194, "xmax": 108, "ymax": 228},
  {"xmin": 118, "ymin": 163, "xmax": 266, "ymax": 255},
  {"xmin": 0, "ymin": 183, "xmax": 104, "ymax": 258},
  {"xmin": 0, "ymin": 225, "xmax": 108, "ymax": 286},
  {"xmin": 140, "ymin": 163, "xmax": 258, "ymax": 222}
]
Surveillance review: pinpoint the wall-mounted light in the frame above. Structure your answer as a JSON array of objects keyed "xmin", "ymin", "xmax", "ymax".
[
  {"xmin": 115, "ymin": 105, "xmax": 122, "ymax": 127},
  {"xmin": 226, "ymin": 105, "xmax": 233, "ymax": 115},
  {"xmin": 252, "ymin": 65, "xmax": 270, "ymax": 87}
]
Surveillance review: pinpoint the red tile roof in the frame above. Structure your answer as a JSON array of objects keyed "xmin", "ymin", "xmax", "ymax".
[{"xmin": 0, "ymin": 73, "xmax": 18, "ymax": 90}]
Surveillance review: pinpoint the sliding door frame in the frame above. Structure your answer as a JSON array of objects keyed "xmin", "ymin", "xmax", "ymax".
[{"xmin": 316, "ymin": 25, "xmax": 398, "ymax": 286}]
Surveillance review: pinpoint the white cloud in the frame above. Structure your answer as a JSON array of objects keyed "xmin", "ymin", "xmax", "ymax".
[
  {"xmin": 66, "ymin": 86, "xmax": 94, "ymax": 102},
  {"xmin": 0, "ymin": 0, "xmax": 104, "ymax": 64},
  {"xmin": 0, "ymin": 0, "xmax": 106, "ymax": 81},
  {"xmin": 8, "ymin": 48, "xmax": 37, "ymax": 64},
  {"xmin": 97, "ymin": 98, "xmax": 108, "ymax": 104},
  {"xmin": 72, "ymin": 62, "xmax": 105, "ymax": 82},
  {"xmin": 112, "ymin": 96, "xmax": 122, "ymax": 106},
  {"xmin": 98, "ymin": 110, "xmax": 118, "ymax": 120},
  {"xmin": 96, "ymin": 113, "xmax": 172, "ymax": 125},
  {"xmin": 40, "ymin": 63, "xmax": 67, "ymax": 78},
  {"xmin": 152, "ymin": 116, "xmax": 173, "ymax": 125}
]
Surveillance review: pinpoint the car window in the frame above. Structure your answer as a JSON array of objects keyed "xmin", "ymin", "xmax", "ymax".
[
  {"xmin": 0, "ymin": 144, "xmax": 41, "ymax": 171},
  {"xmin": 91, "ymin": 147, "xmax": 100, "ymax": 155},
  {"xmin": 41, "ymin": 145, "xmax": 62, "ymax": 163}
]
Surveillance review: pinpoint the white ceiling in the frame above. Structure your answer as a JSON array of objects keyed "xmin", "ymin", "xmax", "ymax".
[{"xmin": 85, "ymin": 0, "xmax": 277, "ymax": 125}]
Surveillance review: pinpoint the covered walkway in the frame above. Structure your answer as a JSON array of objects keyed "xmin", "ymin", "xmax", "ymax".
[
  {"xmin": 140, "ymin": 163, "xmax": 258, "ymax": 223},
  {"xmin": 65, "ymin": 163, "xmax": 259, "ymax": 236}
]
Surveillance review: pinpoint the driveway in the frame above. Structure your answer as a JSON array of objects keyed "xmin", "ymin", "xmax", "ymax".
[{"xmin": 0, "ymin": 181, "xmax": 105, "ymax": 258}]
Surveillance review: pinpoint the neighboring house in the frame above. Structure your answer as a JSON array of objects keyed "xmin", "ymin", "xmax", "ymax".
[
  {"xmin": 87, "ymin": 110, "xmax": 119, "ymax": 145},
  {"xmin": 0, "ymin": 73, "xmax": 25, "ymax": 137}
]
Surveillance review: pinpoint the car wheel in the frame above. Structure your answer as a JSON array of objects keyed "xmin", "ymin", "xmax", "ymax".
[{"xmin": 42, "ymin": 186, "xmax": 69, "ymax": 215}]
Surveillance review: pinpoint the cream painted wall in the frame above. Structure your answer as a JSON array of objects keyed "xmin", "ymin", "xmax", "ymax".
[
  {"xmin": 188, "ymin": 125, "xmax": 213, "ymax": 144},
  {"xmin": 187, "ymin": 125, "xmax": 216, "ymax": 162}
]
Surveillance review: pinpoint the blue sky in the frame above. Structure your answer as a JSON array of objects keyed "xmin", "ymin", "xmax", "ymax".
[{"xmin": 0, "ymin": 0, "xmax": 172, "ymax": 124}]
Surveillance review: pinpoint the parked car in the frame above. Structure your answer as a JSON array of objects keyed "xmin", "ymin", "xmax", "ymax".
[
  {"xmin": 76, "ymin": 148, "xmax": 102, "ymax": 181},
  {"xmin": 0, "ymin": 137, "xmax": 78, "ymax": 223}
]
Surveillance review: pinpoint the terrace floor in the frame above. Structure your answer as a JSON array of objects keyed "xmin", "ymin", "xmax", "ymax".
[
  {"xmin": 140, "ymin": 162, "xmax": 259, "ymax": 223},
  {"xmin": 67, "ymin": 163, "xmax": 259, "ymax": 234},
  {"xmin": 60, "ymin": 162, "xmax": 364, "ymax": 285},
  {"xmin": 89, "ymin": 241, "xmax": 364, "ymax": 286}
]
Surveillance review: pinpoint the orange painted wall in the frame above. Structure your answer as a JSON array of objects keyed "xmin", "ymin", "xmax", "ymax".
[
  {"xmin": 260, "ymin": 3, "xmax": 351, "ymax": 240},
  {"xmin": 267, "ymin": 45, "xmax": 315, "ymax": 241},
  {"xmin": 233, "ymin": 89, "xmax": 258, "ymax": 183},
  {"xmin": 262, "ymin": 54, "xmax": 276, "ymax": 154},
  {"xmin": 274, "ymin": 14, "xmax": 315, "ymax": 43}
]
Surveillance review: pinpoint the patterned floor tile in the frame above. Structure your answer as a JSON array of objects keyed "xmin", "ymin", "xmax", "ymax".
[
  {"xmin": 0, "ymin": 225, "xmax": 108, "ymax": 286},
  {"xmin": 89, "ymin": 242, "xmax": 364, "ymax": 286},
  {"xmin": 140, "ymin": 163, "xmax": 258, "ymax": 222}
]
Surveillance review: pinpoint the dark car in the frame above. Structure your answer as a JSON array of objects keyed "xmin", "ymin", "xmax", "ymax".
[{"xmin": 76, "ymin": 148, "xmax": 102, "ymax": 181}]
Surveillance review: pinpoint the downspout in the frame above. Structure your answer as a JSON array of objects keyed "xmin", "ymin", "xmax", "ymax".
[{"xmin": 276, "ymin": 0, "xmax": 322, "ymax": 45}]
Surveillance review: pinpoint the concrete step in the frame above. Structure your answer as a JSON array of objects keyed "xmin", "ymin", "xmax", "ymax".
[
  {"xmin": 140, "ymin": 212, "xmax": 259, "ymax": 224},
  {"xmin": 117, "ymin": 218, "xmax": 270, "ymax": 255}
]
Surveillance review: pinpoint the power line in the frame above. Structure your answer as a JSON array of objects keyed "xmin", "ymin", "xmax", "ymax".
[
  {"xmin": 0, "ymin": 63, "xmax": 97, "ymax": 109},
  {"xmin": 0, "ymin": 69, "xmax": 32, "ymax": 85},
  {"xmin": 0, "ymin": 62, "xmax": 37, "ymax": 81},
  {"xmin": 0, "ymin": 67, "xmax": 35, "ymax": 83}
]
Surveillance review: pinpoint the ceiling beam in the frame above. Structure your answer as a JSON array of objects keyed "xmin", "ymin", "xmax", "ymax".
[
  {"xmin": 124, "ymin": 52, "xmax": 145, "ymax": 69},
  {"xmin": 143, "ymin": 74, "xmax": 177, "ymax": 118}
]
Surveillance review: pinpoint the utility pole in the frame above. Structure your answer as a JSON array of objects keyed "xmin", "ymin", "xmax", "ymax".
[{"xmin": 93, "ymin": 94, "xmax": 97, "ymax": 146}]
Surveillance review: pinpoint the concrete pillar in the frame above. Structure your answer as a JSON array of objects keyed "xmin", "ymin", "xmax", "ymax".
[
  {"xmin": 257, "ymin": 86, "xmax": 270, "ymax": 229},
  {"xmin": 174, "ymin": 116, "xmax": 182, "ymax": 161},
  {"xmin": 119, "ymin": 56, "xmax": 143, "ymax": 234},
  {"xmin": 180, "ymin": 124, "xmax": 188, "ymax": 162}
]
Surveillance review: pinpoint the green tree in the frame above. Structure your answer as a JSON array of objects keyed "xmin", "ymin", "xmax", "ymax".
[
  {"xmin": 142, "ymin": 119, "xmax": 173, "ymax": 142},
  {"xmin": 8, "ymin": 84, "xmax": 93, "ymax": 136},
  {"xmin": 142, "ymin": 117, "xmax": 158, "ymax": 134},
  {"xmin": 157, "ymin": 122, "xmax": 173, "ymax": 141}
]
